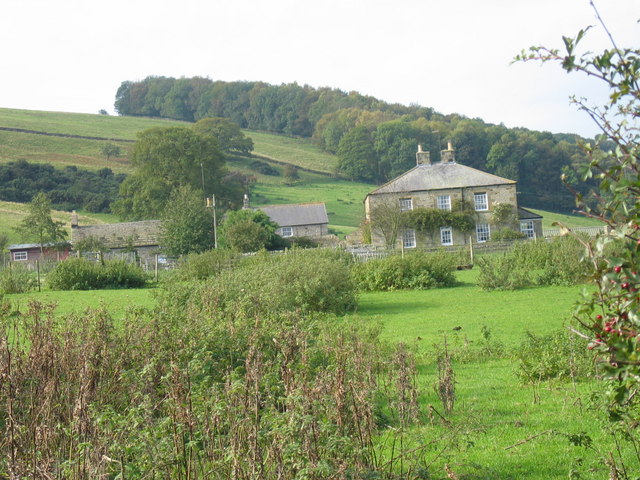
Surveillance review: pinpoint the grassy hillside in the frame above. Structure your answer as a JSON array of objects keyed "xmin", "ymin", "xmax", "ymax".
[
  {"xmin": 0, "ymin": 108, "xmax": 603, "ymax": 239},
  {"xmin": 0, "ymin": 200, "xmax": 115, "ymax": 244}
]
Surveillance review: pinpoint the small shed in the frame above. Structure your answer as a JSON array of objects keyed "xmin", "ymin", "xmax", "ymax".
[
  {"xmin": 517, "ymin": 207, "xmax": 544, "ymax": 239},
  {"xmin": 8, "ymin": 242, "xmax": 71, "ymax": 264}
]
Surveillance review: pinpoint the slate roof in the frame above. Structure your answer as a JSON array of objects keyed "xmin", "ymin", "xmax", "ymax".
[
  {"xmin": 258, "ymin": 202, "xmax": 329, "ymax": 227},
  {"xmin": 368, "ymin": 162, "xmax": 515, "ymax": 196},
  {"xmin": 8, "ymin": 242, "xmax": 69, "ymax": 251},
  {"xmin": 71, "ymin": 220, "xmax": 162, "ymax": 249},
  {"xmin": 517, "ymin": 207, "xmax": 543, "ymax": 220}
]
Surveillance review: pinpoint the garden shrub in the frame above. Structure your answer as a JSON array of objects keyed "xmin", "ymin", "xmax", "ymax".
[
  {"xmin": 47, "ymin": 258, "xmax": 147, "ymax": 290},
  {"xmin": 491, "ymin": 228, "xmax": 526, "ymax": 241},
  {"xmin": 0, "ymin": 267, "xmax": 35, "ymax": 294},
  {"xmin": 352, "ymin": 250, "xmax": 457, "ymax": 291},
  {"xmin": 477, "ymin": 236, "xmax": 589, "ymax": 290},
  {"xmin": 515, "ymin": 329, "xmax": 593, "ymax": 383},
  {"xmin": 162, "ymin": 248, "xmax": 358, "ymax": 316},
  {"xmin": 171, "ymin": 248, "xmax": 241, "ymax": 281}
]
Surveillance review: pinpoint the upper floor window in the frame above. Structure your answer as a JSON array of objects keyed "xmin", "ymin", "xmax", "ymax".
[
  {"xmin": 13, "ymin": 251, "xmax": 27, "ymax": 261},
  {"xmin": 437, "ymin": 195, "xmax": 451, "ymax": 211},
  {"xmin": 399, "ymin": 198, "xmax": 413, "ymax": 212},
  {"xmin": 402, "ymin": 229, "xmax": 416, "ymax": 249},
  {"xmin": 520, "ymin": 220, "xmax": 535, "ymax": 239},
  {"xmin": 476, "ymin": 223, "xmax": 490, "ymax": 243},
  {"xmin": 474, "ymin": 192, "xmax": 488, "ymax": 211},
  {"xmin": 440, "ymin": 226, "xmax": 453, "ymax": 246},
  {"xmin": 280, "ymin": 226, "xmax": 293, "ymax": 237}
]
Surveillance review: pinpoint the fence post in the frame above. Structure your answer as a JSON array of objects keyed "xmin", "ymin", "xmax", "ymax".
[
  {"xmin": 155, "ymin": 254, "xmax": 159, "ymax": 282},
  {"xmin": 469, "ymin": 236, "xmax": 474, "ymax": 265},
  {"xmin": 36, "ymin": 260, "xmax": 41, "ymax": 292}
]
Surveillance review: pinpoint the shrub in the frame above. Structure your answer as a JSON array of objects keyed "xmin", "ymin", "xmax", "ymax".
[
  {"xmin": 477, "ymin": 236, "xmax": 589, "ymax": 290},
  {"xmin": 0, "ymin": 267, "xmax": 35, "ymax": 294},
  {"xmin": 491, "ymin": 228, "xmax": 526, "ymax": 241},
  {"xmin": 161, "ymin": 248, "xmax": 357, "ymax": 316},
  {"xmin": 352, "ymin": 250, "xmax": 457, "ymax": 291},
  {"xmin": 171, "ymin": 248, "xmax": 241, "ymax": 281},
  {"xmin": 515, "ymin": 329, "xmax": 593, "ymax": 384},
  {"xmin": 47, "ymin": 258, "xmax": 147, "ymax": 290}
]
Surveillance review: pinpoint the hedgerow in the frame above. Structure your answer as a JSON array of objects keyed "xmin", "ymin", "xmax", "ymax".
[{"xmin": 47, "ymin": 258, "xmax": 147, "ymax": 290}]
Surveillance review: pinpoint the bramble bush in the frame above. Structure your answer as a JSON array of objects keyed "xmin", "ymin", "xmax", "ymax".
[
  {"xmin": 476, "ymin": 236, "xmax": 589, "ymax": 290},
  {"xmin": 0, "ymin": 267, "xmax": 35, "ymax": 294},
  {"xmin": 47, "ymin": 258, "xmax": 147, "ymax": 290},
  {"xmin": 351, "ymin": 250, "xmax": 457, "ymax": 291},
  {"xmin": 162, "ymin": 248, "xmax": 358, "ymax": 316}
]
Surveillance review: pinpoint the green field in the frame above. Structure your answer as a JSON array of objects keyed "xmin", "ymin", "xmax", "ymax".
[
  {"xmin": 0, "ymin": 107, "xmax": 606, "ymax": 243},
  {"xmin": 5, "ymin": 268, "xmax": 625, "ymax": 478}
]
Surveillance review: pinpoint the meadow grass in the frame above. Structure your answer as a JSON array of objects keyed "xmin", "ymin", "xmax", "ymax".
[
  {"xmin": 4, "ymin": 265, "xmax": 626, "ymax": 478},
  {"xmin": 0, "ymin": 200, "xmax": 111, "ymax": 244},
  {"xmin": 354, "ymin": 269, "xmax": 624, "ymax": 479},
  {"xmin": 245, "ymin": 129, "xmax": 338, "ymax": 173},
  {"xmin": 528, "ymin": 207, "xmax": 605, "ymax": 229}
]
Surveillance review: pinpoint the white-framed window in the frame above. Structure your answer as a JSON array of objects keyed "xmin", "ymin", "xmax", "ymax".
[
  {"xmin": 402, "ymin": 229, "xmax": 416, "ymax": 249},
  {"xmin": 520, "ymin": 220, "xmax": 535, "ymax": 239},
  {"xmin": 440, "ymin": 226, "xmax": 453, "ymax": 246},
  {"xmin": 399, "ymin": 198, "xmax": 413, "ymax": 212},
  {"xmin": 13, "ymin": 251, "xmax": 27, "ymax": 261},
  {"xmin": 437, "ymin": 194, "xmax": 451, "ymax": 211},
  {"xmin": 474, "ymin": 192, "xmax": 488, "ymax": 211},
  {"xmin": 280, "ymin": 226, "xmax": 293, "ymax": 237},
  {"xmin": 476, "ymin": 223, "xmax": 491, "ymax": 243}
]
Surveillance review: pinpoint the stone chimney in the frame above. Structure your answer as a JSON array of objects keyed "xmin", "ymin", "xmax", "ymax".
[
  {"xmin": 441, "ymin": 141, "xmax": 456, "ymax": 163},
  {"xmin": 242, "ymin": 194, "xmax": 250, "ymax": 209},
  {"xmin": 416, "ymin": 144, "xmax": 431, "ymax": 166},
  {"xmin": 70, "ymin": 210, "xmax": 78, "ymax": 228}
]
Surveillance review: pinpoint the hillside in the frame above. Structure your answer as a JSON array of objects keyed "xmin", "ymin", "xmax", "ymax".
[{"xmin": 0, "ymin": 107, "xmax": 602, "ymax": 244}]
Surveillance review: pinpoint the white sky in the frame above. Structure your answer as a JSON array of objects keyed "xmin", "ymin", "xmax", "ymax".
[{"xmin": 1, "ymin": 0, "xmax": 638, "ymax": 138}]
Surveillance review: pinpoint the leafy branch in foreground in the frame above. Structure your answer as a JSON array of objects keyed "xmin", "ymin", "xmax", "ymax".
[{"xmin": 516, "ymin": 0, "xmax": 640, "ymax": 455}]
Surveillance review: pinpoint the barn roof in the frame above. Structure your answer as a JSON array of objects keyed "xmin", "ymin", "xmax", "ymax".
[
  {"xmin": 71, "ymin": 220, "xmax": 161, "ymax": 249},
  {"xmin": 258, "ymin": 202, "xmax": 329, "ymax": 227}
]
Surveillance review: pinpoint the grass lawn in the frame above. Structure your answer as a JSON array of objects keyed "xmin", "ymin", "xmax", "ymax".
[{"xmin": 4, "ymin": 266, "xmax": 630, "ymax": 478}]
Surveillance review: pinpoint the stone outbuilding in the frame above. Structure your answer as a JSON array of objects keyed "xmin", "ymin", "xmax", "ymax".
[
  {"xmin": 364, "ymin": 143, "xmax": 543, "ymax": 248},
  {"xmin": 257, "ymin": 202, "xmax": 329, "ymax": 238},
  {"xmin": 70, "ymin": 211, "xmax": 162, "ymax": 264}
]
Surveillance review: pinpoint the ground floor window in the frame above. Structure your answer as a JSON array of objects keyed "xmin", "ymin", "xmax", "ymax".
[
  {"xmin": 280, "ymin": 226, "xmax": 293, "ymax": 237},
  {"xmin": 440, "ymin": 226, "xmax": 453, "ymax": 246},
  {"xmin": 520, "ymin": 220, "xmax": 535, "ymax": 239},
  {"xmin": 476, "ymin": 223, "xmax": 490, "ymax": 243},
  {"xmin": 402, "ymin": 229, "xmax": 416, "ymax": 248},
  {"xmin": 13, "ymin": 251, "xmax": 27, "ymax": 261}
]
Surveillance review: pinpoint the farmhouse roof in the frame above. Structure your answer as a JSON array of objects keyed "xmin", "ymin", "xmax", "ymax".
[
  {"xmin": 258, "ymin": 202, "xmax": 329, "ymax": 227},
  {"xmin": 71, "ymin": 220, "xmax": 162, "ymax": 249},
  {"xmin": 517, "ymin": 207, "xmax": 543, "ymax": 220},
  {"xmin": 367, "ymin": 162, "xmax": 516, "ymax": 196}
]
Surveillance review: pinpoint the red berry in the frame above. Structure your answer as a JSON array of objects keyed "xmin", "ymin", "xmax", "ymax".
[
  {"xmin": 614, "ymin": 266, "xmax": 622, "ymax": 274},
  {"xmin": 622, "ymin": 282, "xmax": 630, "ymax": 289},
  {"xmin": 596, "ymin": 314, "xmax": 603, "ymax": 320}
]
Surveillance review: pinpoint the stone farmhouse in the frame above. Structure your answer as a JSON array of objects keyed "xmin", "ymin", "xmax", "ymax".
[
  {"xmin": 364, "ymin": 143, "xmax": 543, "ymax": 248},
  {"xmin": 70, "ymin": 211, "xmax": 161, "ymax": 263},
  {"xmin": 241, "ymin": 195, "xmax": 330, "ymax": 239}
]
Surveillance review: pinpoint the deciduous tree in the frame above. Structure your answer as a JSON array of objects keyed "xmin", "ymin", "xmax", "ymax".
[{"xmin": 15, "ymin": 193, "xmax": 67, "ymax": 253}]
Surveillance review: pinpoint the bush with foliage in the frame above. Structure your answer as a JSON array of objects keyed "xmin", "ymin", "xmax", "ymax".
[
  {"xmin": 218, "ymin": 209, "xmax": 287, "ymax": 252},
  {"xmin": 491, "ymin": 228, "xmax": 526, "ymax": 241},
  {"xmin": 476, "ymin": 236, "xmax": 589, "ymax": 290},
  {"xmin": 171, "ymin": 248, "xmax": 241, "ymax": 281},
  {"xmin": 0, "ymin": 267, "xmax": 35, "ymax": 294},
  {"xmin": 250, "ymin": 160, "xmax": 280, "ymax": 176},
  {"xmin": 515, "ymin": 329, "xmax": 593, "ymax": 384},
  {"xmin": 162, "ymin": 248, "xmax": 357, "ymax": 316},
  {"xmin": 47, "ymin": 258, "xmax": 147, "ymax": 290},
  {"xmin": 352, "ymin": 250, "xmax": 457, "ymax": 291}
]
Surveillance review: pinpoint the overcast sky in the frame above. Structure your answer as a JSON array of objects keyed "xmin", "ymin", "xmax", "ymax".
[{"xmin": 1, "ymin": 0, "xmax": 637, "ymax": 138}]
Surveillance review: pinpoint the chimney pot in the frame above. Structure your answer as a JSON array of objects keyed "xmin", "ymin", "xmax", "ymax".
[{"xmin": 416, "ymin": 145, "xmax": 431, "ymax": 166}]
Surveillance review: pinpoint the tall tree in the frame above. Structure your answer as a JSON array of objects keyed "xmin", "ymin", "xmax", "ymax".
[
  {"xmin": 15, "ymin": 192, "xmax": 67, "ymax": 253},
  {"xmin": 111, "ymin": 127, "xmax": 226, "ymax": 220},
  {"xmin": 160, "ymin": 185, "xmax": 214, "ymax": 256},
  {"xmin": 192, "ymin": 117, "xmax": 254, "ymax": 154},
  {"xmin": 337, "ymin": 126, "xmax": 377, "ymax": 182}
]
